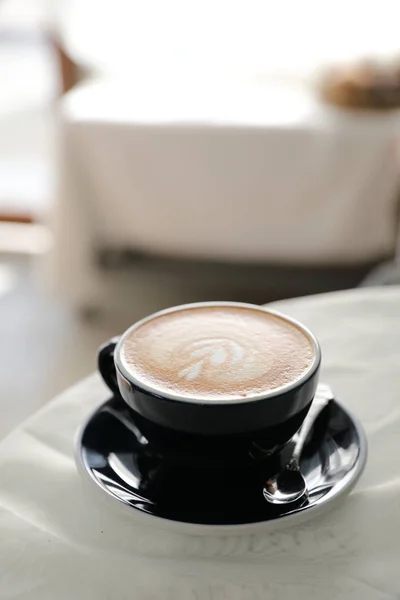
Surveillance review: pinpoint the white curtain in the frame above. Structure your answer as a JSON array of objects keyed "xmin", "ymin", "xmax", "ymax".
[{"xmin": 59, "ymin": 0, "xmax": 400, "ymax": 81}]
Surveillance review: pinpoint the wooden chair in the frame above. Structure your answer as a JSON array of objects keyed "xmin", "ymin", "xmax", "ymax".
[{"xmin": 0, "ymin": 33, "xmax": 85, "ymax": 225}]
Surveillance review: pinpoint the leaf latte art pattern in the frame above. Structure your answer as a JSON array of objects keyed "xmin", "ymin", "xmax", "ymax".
[{"xmin": 178, "ymin": 339, "xmax": 245, "ymax": 381}]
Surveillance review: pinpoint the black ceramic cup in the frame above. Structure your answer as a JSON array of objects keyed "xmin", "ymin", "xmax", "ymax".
[{"xmin": 98, "ymin": 302, "xmax": 321, "ymax": 455}]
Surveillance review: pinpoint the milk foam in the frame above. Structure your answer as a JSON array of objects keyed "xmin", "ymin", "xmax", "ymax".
[{"xmin": 120, "ymin": 305, "xmax": 315, "ymax": 401}]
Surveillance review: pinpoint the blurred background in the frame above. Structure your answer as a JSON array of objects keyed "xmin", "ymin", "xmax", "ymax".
[{"xmin": 1, "ymin": 0, "xmax": 400, "ymax": 437}]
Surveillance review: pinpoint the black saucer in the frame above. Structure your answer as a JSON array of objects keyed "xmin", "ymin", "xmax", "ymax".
[{"xmin": 75, "ymin": 393, "xmax": 367, "ymax": 529}]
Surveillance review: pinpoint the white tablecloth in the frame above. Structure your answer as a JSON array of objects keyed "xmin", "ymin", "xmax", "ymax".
[
  {"xmin": 50, "ymin": 78, "xmax": 400, "ymax": 307},
  {"xmin": 1, "ymin": 286, "xmax": 400, "ymax": 599}
]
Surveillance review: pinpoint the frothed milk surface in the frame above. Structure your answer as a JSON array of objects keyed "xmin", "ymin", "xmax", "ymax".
[{"xmin": 120, "ymin": 306, "xmax": 315, "ymax": 401}]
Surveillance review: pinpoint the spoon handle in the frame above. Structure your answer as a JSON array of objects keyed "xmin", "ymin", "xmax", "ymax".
[{"xmin": 291, "ymin": 384, "xmax": 333, "ymax": 467}]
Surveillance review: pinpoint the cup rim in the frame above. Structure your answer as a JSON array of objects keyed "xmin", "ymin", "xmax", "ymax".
[{"xmin": 115, "ymin": 301, "xmax": 321, "ymax": 406}]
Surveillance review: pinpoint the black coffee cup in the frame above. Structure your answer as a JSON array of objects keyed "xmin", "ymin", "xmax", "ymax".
[{"xmin": 98, "ymin": 302, "xmax": 321, "ymax": 453}]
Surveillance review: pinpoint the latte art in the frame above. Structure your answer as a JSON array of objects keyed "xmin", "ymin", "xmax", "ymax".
[
  {"xmin": 178, "ymin": 339, "xmax": 246, "ymax": 382},
  {"xmin": 120, "ymin": 304, "xmax": 316, "ymax": 401}
]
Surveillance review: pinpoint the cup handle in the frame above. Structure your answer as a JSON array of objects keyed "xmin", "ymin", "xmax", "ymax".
[{"xmin": 98, "ymin": 337, "xmax": 120, "ymax": 394}]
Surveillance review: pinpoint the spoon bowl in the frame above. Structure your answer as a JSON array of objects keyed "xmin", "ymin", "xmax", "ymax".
[{"xmin": 264, "ymin": 459, "xmax": 308, "ymax": 504}]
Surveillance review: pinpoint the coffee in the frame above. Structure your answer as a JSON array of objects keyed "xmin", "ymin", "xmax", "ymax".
[{"xmin": 120, "ymin": 305, "xmax": 315, "ymax": 401}]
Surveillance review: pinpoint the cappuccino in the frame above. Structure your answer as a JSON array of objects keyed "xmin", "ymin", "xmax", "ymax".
[{"xmin": 120, "ymin": 304, "xmax": 316, "ymax": 401}]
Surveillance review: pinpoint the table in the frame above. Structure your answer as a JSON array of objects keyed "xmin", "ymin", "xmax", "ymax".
[
  {"xmin": 1, "ymin": 286, "xmax": 399, "ymax": 599},
  {"xmin": 50, "ymin": 78, "xmax": 400, "ymax": 309}
]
